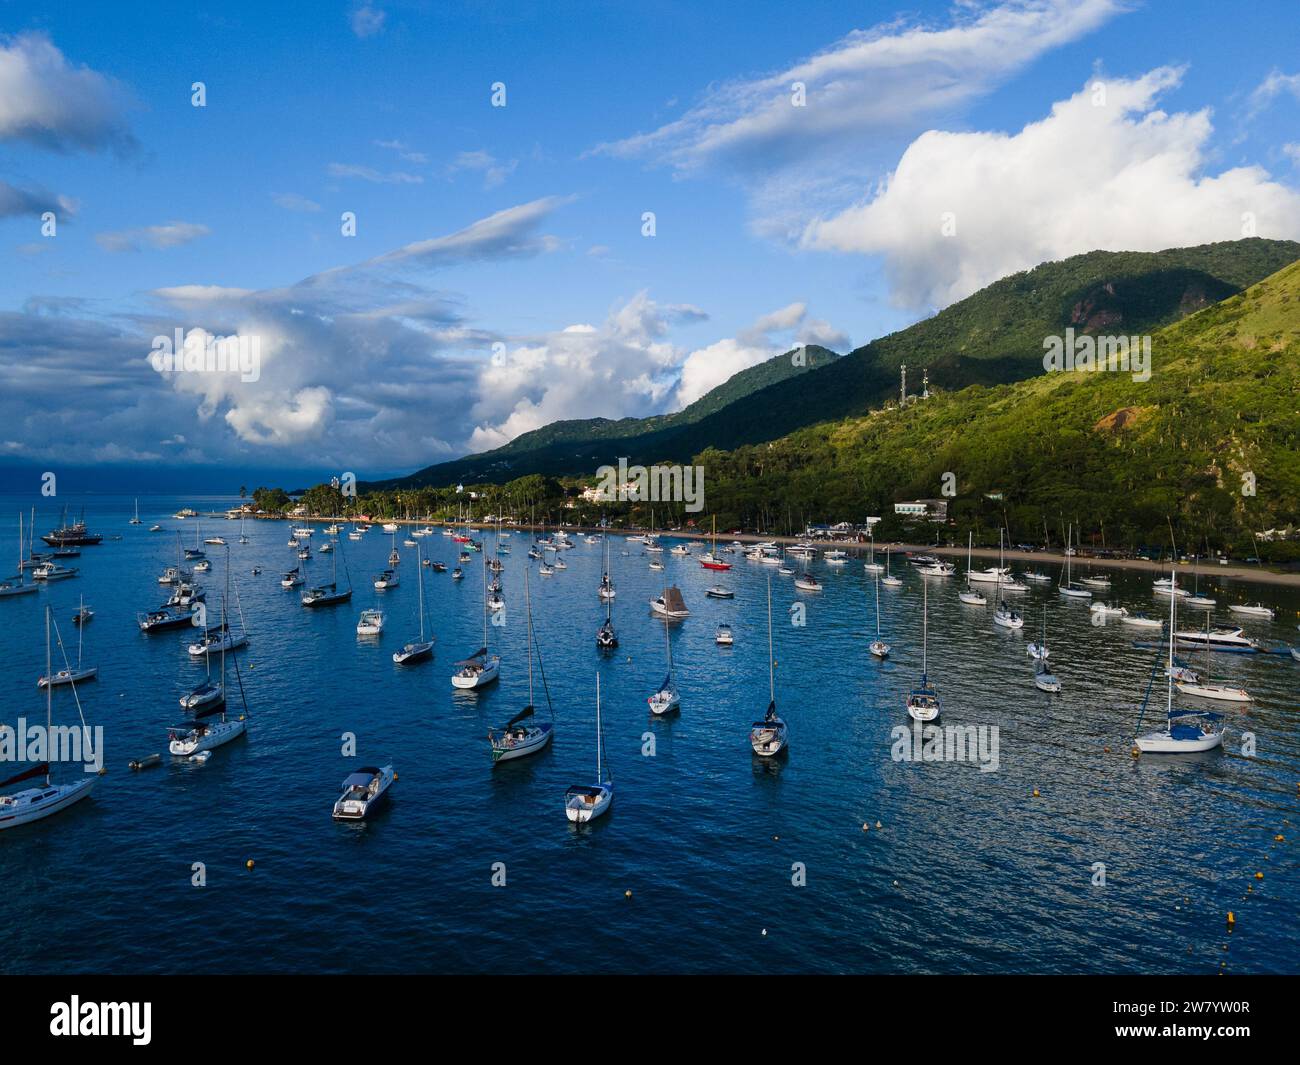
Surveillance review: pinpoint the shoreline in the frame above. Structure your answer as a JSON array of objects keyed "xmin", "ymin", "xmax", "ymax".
[{"xmin": 228, "ymin": 513, "xmax": 1300, "ymax": 591}]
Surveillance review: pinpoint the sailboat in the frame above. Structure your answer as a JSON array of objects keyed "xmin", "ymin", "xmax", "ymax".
[
  {"xmin": 1058, "ymin": 524, "xmax": 1092, "ymax": 598},
  {"xmin": 1, "ymin": 607, "xmax": 97, "ymax": 829},
  {"xmin": 863, "ymin": 529, "xmax": 884, "ymax": 573},
  {"xmin": 302, "ymin": 534, "xmax": 352, "ymax": 607},
  {"xmin": 1031, "ymin": 609, "xmax": 1062, "ymax": 692},
  {"xmin": 238, "ymin": 509, "xmax": 249, "ymax": 545},
  {"xmin": 565, "ymin": 673, "xmax": 613, "ymax": 822},
  {"xmin": 597, "ymin": 533, "xmax": 616, "ymax": 600},
  {"xmin": 959, "ymin": 532, "xmax": 987, "ymax": 606},
  {"xmin": 0, "ymin": 513, "xmax": 38, "ymax": 598},
  {"xmin": 129, "ymin": 498, "xmax": 142, "ymax": 525},
  {"xmin": 881, "ymin": 547, "xmax": 903, "ymax": 587},
  {"xmin": 699, "ymin": 515, "xmax": 731, "ymax": 570},
  {"xmin": 869, "ymin": 569, "xmax": 890, "ymax": 658},
  {"xmin": 168, "ymin": 561, "xmax": 249, "ymax": 757},
  {"xmin": 182, "ymin": 545, "xmax": 236, "ymax": 708},
  {"xmin": 597, "ymin": 539, "xmax": 618, "ymax": 650},
  {"xmin": 750, "ymin": 574, "xmax": 788, "ymax": 756},
  {"xmin": 452, "ymin": 549, "xmax": 500, "ymax": 688},
  {"xmin": 39, "ymin": 596, "xmax": 98, "ymax": 687},
  {"xmin": 905, "ymin": 580, "xmax": 940, "ymax": 722},
  {"xmin": 489, "ymin": 569, "xmax": 554, "ymax": 762},
  {"xmin": 966, "ymin": 529, "xmax": 1010, "ymax": 583},
  {"xmin": 393, "ymin": 543, "xmax": 434, "ymax": 664},
  {"xmin": 1134, "ymin": 573, "xmax": 1226, "ymax": 753},
  {"xmin": 648, "ymin": 578, "xmax": 681, "ymax": 716},
  {"xmin": 188, "ymin": 558, "xmax": 249, "ymax": 657},
  {"xmin": 1175, "ymin": 611, "xmax": 1252, "ymax": 702}
]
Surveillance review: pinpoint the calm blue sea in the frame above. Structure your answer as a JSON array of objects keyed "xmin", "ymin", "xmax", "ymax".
[{"xmin": 1, "ymin": 495, "xmax": 1297, "ymax": 974}]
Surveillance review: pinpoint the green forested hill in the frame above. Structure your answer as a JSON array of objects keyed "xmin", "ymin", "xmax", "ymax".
[
  {"xmin": 379, "ymin": 238, "xmax": 1299, "ymax": 490},
  {"xmin": 697, "ymin": 256, "xmax": 1300, "ymax": 549}
]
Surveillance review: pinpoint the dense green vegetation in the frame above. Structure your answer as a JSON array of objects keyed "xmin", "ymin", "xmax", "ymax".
[{"xmin": 695, "ymin": 256, "xmax": 1300, "ymax": 558}]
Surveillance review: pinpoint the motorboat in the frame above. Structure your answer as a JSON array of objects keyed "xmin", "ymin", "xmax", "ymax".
[{"xmin": 332, "ymin": 765, "xmax": 395, "ymax": 821}]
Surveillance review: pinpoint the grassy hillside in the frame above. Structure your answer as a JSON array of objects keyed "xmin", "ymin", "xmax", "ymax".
[
  {"xmin": 381, "ymin": 238, "xmax": 1300, "ymax": 489},
  {"xmin": 697, "ymin": 256, "xmax": 1300, "ymax": 549}
]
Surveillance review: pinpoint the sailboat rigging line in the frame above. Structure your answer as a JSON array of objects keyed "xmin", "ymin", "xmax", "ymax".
[
  {"xmin": 231, "ymin": 651, "xmax": 250, "ymax": 715},
  {"xmin": 1133, "ymin": 637, "xmax": 1165, "ymax": 734},
  {"xmin": 49, "ymin": 612, "xmax": 90, "ymax": 732}
]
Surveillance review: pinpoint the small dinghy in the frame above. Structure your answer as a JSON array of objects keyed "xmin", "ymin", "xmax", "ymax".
[{"xmin": 705, "ymin": 585, "xmax": 734, "ymax": 599}]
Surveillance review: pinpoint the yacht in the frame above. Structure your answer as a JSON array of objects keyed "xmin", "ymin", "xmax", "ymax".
[
  {"xmin": 564, "ymin": 674, "xmax": 613, "ymax": 823},
  {"xmin": 356, "ymin": 608, "xmax": 385, "ymax": 636},
  {"xmin": 490, "ymin": 572, "xmax": 554, "ymax": 762},
  {"xmin": 332, "ymin": 765, "xmax": 396, "ymax": 821}
]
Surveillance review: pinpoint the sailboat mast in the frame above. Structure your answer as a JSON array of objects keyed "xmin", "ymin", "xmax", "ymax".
[
  {"xmin": 525, "ymin": 569, "xmax": 534, "ymax": 704},
  {"xmin": 1166, "ymin": 569, "xmax": 1176, "ymax": 716},
  {"xmin": 596, "ymin": 672, "xmax": 602, "ymax": 779},
  {"xmin": 77, "ymin": 594, "xmax": 84, "ymax": 667},
  {"xmin": 45, "ymin": 606, "xmax": 52, "ymax": 786},
  {"xmin": 481, "ymin": 544, "xmax": 488, "ymax": 647},
  {"xmin": 922, "ymin": 579, "xmax": 929, "ymax": 676},
  {"xmin": 417, "ymin": 543, "xmax": 426, "ymax": 642},
  {"xmin": 221, "ymin": 547, "xmax": 229, "ymax": 716},
  {"xmin": 767, "ymin": 574, "xmax": 775, "ymax": 703}
]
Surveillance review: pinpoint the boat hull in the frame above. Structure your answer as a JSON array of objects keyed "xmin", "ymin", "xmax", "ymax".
[
  {"xmin": 0, "ymin": 776, "xmax": 95, "ymax": 830},
  {"xmin": 1135, "ymin": 730, "xmax": 1224, "ymax": 753}
]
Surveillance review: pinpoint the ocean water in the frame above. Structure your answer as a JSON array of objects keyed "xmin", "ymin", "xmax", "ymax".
[{"xmin": 1, "ymin": 495, "xmax": 1297, "ymax": 975}]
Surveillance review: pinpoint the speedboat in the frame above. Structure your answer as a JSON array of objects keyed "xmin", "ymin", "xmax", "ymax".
[
  {"xmin": 966, "ymin": 566, "xmax": 1011, "ymax": 584},
  {"xmin": 332, "ymin": 765, "xmax": 395, "ymax": 821},
  {"xmin": 1120, "ymin": 612, "xmax": 1162, "ymax": 628},
  {"xmin": 356, "ymin": 609, "xmax": 384, "ymax": 636},
  {"xmin": 794, "ymin": 573, "xmax": 822, "ymax": 591},
  {"xmin": 1080, "ymin": 575, "xmax": 1111, "ymax": 588},
  {"xmin": 705, "ymin": 586, "xmax": 734, "ymax": 599},
  {"xmin": 32, "ymin": 562, "xmax": 78, "ymax": 582},
  {"xmin": 1228, "ymin": 603, "xmax": 1274, "ymax": 619},
  {"xmin": 1173, "ymin": 627, "xmax": 1258, "ymax": 653},
  {"xmin": 715, "ymin": 623, "xmax": 734, "ymax": 646},
  {"xmin": 1021, "ymin": 571, "xmax": 1052, "ymax": 583}
]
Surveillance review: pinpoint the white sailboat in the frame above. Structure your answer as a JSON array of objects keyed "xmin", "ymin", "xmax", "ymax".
[
  {"xmin": 168, "ymin": 562, "xmax": 249, "ymax": 757},
  {"xmin": 1031, "ymin": 609, "xmax": 1062, "ymax": 692},
  {"xmin": 301, "ymin": 535, "xmax": 352, "ymax": 607},
  {"xmin": 648, "ymin": 577, "xmax": 681, "ymax": 715},
  {"xmin": 129, "ymin": 498, "xmax": 142, "ymax": 525},
  {"xmin": 489, "ymin": 569, "xmax": 554, "ymax": 762},
  {"xmin": 958, "ymin": 532, "xmax": 987, "ymax": 606},
  {"xmin": 38, "ymin": 596, "xmax": 98, "ymax": 687},
  {"xmin": 992, "ymin": 568, "xmax": 1024, "ymax": 630},
  {"xmin": 1058, "ymin": 524, "xmax": 1092, "ymax": 598},
  {"xmin": 863, "ymin": 529, "xmax": 884, "ymax": 573},
  {"xmin": 451, "ymin": 549, "xmax": 500, "ymax": 688},
  {"xmin": 565, "ymin": 674, "xmax": 613, "ymax": 822},
  {"xmin": 905, "ymin": 580, "xmax": 941, "ymax": 722},
  {"xmin": 1134, "ymin": 574, "xmax": 1226, "ymax": 753},
  {"xmin": 597, "ymin": 540, "xmax": 618, "ymax": 650},
  {"xmin": 393, "ymin": 542, "xmax": 434, "ymax": 664},
  {"xmin": 1, "ymin": 607, "xmax": 96, "ymax": 829},
  {"xmin": 0, "ymin": 513, "xmax": 38, "ymax": 598},
  {"xmin": 869, "ymin": 569, "xmax": 890, "ymax": 659},
  {"xmin": 881, "ymin": 548, "xmax": 903, "ymax": 587},
  {"xmin": 1175, "ymin": 611, "xmax": 1252, "ymax": 702},
  {"xmin": 750, "ymin": 575, "xmax": 788, "ymax": 756}
]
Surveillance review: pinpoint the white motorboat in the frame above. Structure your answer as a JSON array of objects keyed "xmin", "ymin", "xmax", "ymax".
[
  {"xmin": 356, "ymin": 608, "xmax": 384, "ymax": 636},
  {"xmin": 382, "ymin": 523, "xmax": 398, "ymax": 534},
  {"xmin": 280, "ymin": 567, "xmax": 303, "ymax": 588},
  {"xmin": 1080, "ymin": 574, "xmax": 1111, "ymax": 588},
  {"xmin": 1121, "ymin": 613, "xmax": 1163, "ymax": 628},
  {"xmin": 794, "ymin": 573, "xmax": 822, "ymax": 591},
  {"xmin": 1091, "ymin": 602, "xmax": 1127, "ymax": 617},
  {"xmin": 715, "ymin": 623, "xmax": 734, "ymax": 646},
  {"xmin": 32, "ymin": 562, "xmax": 78, "ymax": 582},
  {"xmin": 918, "ymin": 561, "xmax": 955, "ymax": 577},
  {"xmin": 1228, "ymin": 602, "xmax": 1274, "ymax": 619},
  {"xmin": 1173, "ymin": 626, "xmax": 1257, "ymax": 653},
  {"xmin": 565, "ymin": 674, "xmax": 613, "ymax": 823},
  {"xmin": 705, "ymin": 585, "xmax": 734, "ymax": 599},
  {"xmin": 332, "ymin": 764, "xmax": 395, "ymax": 821}
]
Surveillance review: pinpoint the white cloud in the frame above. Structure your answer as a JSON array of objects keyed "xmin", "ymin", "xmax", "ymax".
[
  {"xmin": 272, "ymin": 192, "xmax": 321, "ymax": 212},
  {"xmin": 595, "ymin": 0, "xmax": 1122, "ymax": 176},
  {"xmin": 446, "ymin": 150, "xmax": 518, "ymax": 189},
  {"xmin": 350, "ymin": 5, "xmax": 386, "ymax": 38},
  {"xmin": 327, "ymin": 162, "xmax": 423, "ymax": 184},
  {"xmin": 801, "ymin": 68, "xmax": 1300, "ymax": 309},
  {"xmin": 1247, "ymin": 69, "xmax": 1300, "ymax": 119},
  {"xmin": 376, "ymin": 139, "xmax": 428, "ymax": 164},
  {"xmin": 96, "ymin": 221, "xmax": 210, "ymax": 253},
  {"xmin": 0, "ymin": 180, "xmax": 76, "ymax": 220},
  {"xmin": 0, "ymin": 32, "xmax": 134, "ymax": 153}
]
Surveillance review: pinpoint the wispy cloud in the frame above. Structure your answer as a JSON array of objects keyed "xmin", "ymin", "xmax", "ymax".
[
  {"xmin": 96, "ymin": 221, "xmax": 210, "ymax": 253},
  {"xmin": 1246, "ymin": 69, "xmax": 1300, "ymax": 120},
  {"xmin": 446, "ymin": 149, "xmax": 517, "ymax": 189},
  {"xmin": 376, "ymin": 138, "xmax": 428, "ymax": 164},
  {"xmin": 272, "ymin": 192, "xmax": 321, "ymax": 213},
  {"xmin": 327, "ymin": 161, "xmax": 423, "ymax": 184},
  {"xmin": 350, "ymin": 4, "xmax": 386, "ymax": 39},
  {"xmin": 0, "ymin": 31, "xmax": 135, "ymax": 153}
]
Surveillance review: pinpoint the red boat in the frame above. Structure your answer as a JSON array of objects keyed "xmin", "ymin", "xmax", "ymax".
[{"xmin": 698, "ymin": 518, "xmax": 732, "ymax": 570}]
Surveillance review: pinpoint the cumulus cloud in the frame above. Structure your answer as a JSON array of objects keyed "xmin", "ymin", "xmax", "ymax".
[
  {"xmin": 801, "ymin": 68, "xmax": 1300, "ymax": 309},
  {"xmin": 672, "ymin": 302, "xmax": 847, "ymax": 407},
  {"xmin": 0, "ymin": 32, "xmax": 134, "ymax": 153},
  {"xmin": 96, "ymin": 221, "xmax": 210, "ymax": 253},
  {"xmin": 595, "ymin": 0, "xmax": 1121, "ymax": 176}
]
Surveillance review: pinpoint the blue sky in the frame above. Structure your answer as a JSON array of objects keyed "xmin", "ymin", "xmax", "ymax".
[{"xmin": 1, "ymin": 0, "xmax": 1299, "ymax": 486}]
